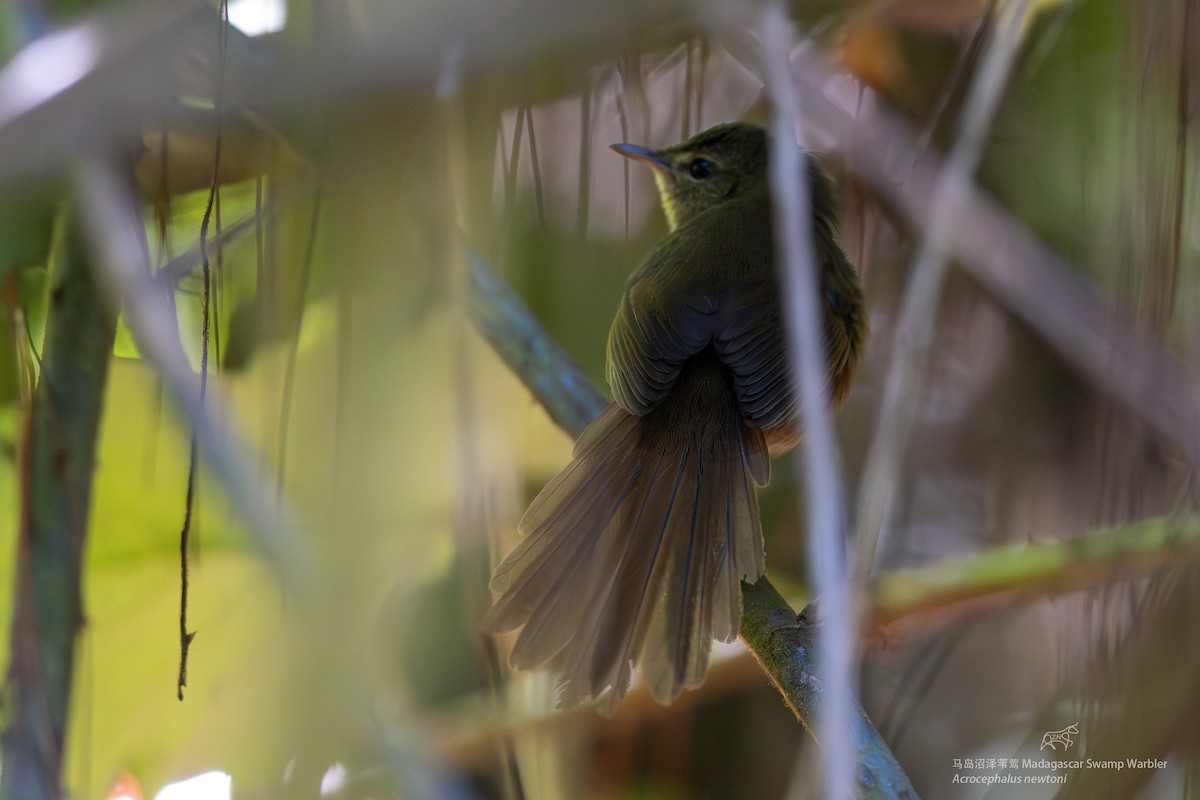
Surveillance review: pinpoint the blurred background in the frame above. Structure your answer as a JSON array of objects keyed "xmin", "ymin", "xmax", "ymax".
[{"xmin": 0, "ymin": 0, "xmax": 1197, "ymax": 798}]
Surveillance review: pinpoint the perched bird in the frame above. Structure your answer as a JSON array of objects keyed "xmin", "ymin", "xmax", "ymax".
[{"xmin": 483, "ymin": 121, "xmax": 866, "ymax": 712}]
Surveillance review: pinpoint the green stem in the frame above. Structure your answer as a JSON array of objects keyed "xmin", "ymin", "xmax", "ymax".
[
  {"xmin": 873, "ymin": 514, "xmax": 1200, "ymax": 624},
  {"xmin": 1, "ymin": 229, "xmax": 118, "ymax": 800}
]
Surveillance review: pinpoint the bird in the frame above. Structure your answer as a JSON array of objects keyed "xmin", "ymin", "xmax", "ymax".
[{"xmin": 482, "ymin": 121, "xmax": 866, "ymax": 713}]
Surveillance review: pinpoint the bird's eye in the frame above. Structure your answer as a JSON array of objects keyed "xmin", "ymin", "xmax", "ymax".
[{"xmin": 688, "ymin": 158, "xmax": 715, "ymax": 180}]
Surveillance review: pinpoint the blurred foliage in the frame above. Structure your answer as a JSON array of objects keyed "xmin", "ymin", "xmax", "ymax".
[{"xmin": 0, "ymin": 0, "xmax": 1195, "ymax": 798}]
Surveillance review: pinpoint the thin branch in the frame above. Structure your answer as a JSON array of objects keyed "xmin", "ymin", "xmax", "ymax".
[
  {"xmin": 466, "ymin": 251, "xmax": 917, "ymax": 800},
  {"xmin": 161, "ymin": 212, "xmax": 257, "ymax": 283},
  {"xmin": 467, "ymin": 251, "xmax": 607, "ymax": 432},
  {"xmin": 1167, "ymin": 0, "xmax": 1193, "ymax": 319},
  {"xmin": 158, "ymin": 178, "xmax": 318, "ymax": 285},
  {"xmin": 577, "ymin": 78, "xmax": 593, "ymax": 239},
  {"xmin": 178, "ymin": 0, "xmax": 228, "ymax": 702},
  {"xmin": 714, "ymin": 21, "xmax": 1200, "ymax": 470},
  {"xmin": 852, "ymin": 0, "xmax": 1031, "ymax": 604},
  {"xmin": 791, "ymin": 49, "xmax": 1200, "ymax": 465},
  {"xmin": 760, "ymin": 5, "xmax": 854, "ymax": 799},
  {"xmin": 682, "ymin": 41, "xmax": 694, "ymax": 140},
  {"xmin": 871, "ymin": 512, "xmax": 1200, "ymax": 630},
  {"xmin": 524, "ymin": 106, "xmax": 545, "ymax": 227},
  {"xmin": 176, "ymin": 0, "xmax": 230, "ymax": 700},
  {"xmin": 275, "ymin": 191, "xmax": 323, "ymax": 504},
  {"xmin": 73, "ymin": 159, "xmax": 308, "ymax": 585}
]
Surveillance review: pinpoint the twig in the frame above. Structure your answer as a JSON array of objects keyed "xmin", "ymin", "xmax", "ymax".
[
  {"xmin": 157, "ymin": 177, "xmax": 319, "ymax": 285},
  {"xmin": 178, "ymin": 0, "xmax": 229, "ymax": 702},
  {"xmin": 760, "ymin": 6, "xmax": 854, "ymax": 798},
  {"xmin": 577, "ymin": 78, "xmax": 593, "ymax": 239},
  {"xmin": 73, "ymin": 159, "xmax": 307, "ymax": 585},
  {"xmin": 714, "ymin": 19, "xmax": 1200, "ymax": 472},
  {"xmin": 782, "ymin": 45, "xmax": 1200, "ymax": 466},
  {"xmin": 852, "ymin": 0, "xmax": 1031, "ymax": 605},
  {"xmin": 1166, "ymin": 0, "xmax": 1192, "ymax": 320},
  {"xmin": 159, "ymin": 212, "xmax": 260, "ymax": 283},
  {"xmin": 275, "ymin": 190, "xmax": 323, "ymax": 504},
  {"xmin": 524, "ymin": 106, "xmax": 545, "ymax": 227},
  {"xmin": 872, "ymin": 512, "xmax": 1200, "ymax": 629},
  {"xmin": 466, "ymin": 251, "xmax": 917, "ymax": 800}
]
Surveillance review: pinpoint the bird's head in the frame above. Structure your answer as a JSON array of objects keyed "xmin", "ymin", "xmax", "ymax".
[{"xmin": 611, "ymin": 121, "xmax": 769, "ymax": 230}]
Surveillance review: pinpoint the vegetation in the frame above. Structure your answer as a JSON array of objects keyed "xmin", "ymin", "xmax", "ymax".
[{"xmin": 0, "ymin": 0, "xmax": 1196, "ymax": 798}]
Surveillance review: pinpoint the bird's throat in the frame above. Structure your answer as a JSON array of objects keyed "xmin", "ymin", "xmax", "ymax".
[{"xmin": 652, "ymin": 172, "xmax": 682, "ymax": 231}]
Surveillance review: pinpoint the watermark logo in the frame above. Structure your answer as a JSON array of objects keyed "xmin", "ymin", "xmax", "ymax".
[{"xmin": 1040, "ymin": 724, "xmax": 1079, "ymax": 752}]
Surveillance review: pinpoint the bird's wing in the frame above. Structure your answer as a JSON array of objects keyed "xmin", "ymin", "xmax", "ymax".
[
  {"xmin": 715, "ymin": 253, "xmax": 868, "ymax": 431},
  {"xmin": 605, "ymin": 204, "xmax": 794, "ymax": 429},
  {"xmin": 712, "ymin": 285, "xmax": 794, "ymax": 431},
  {"xmin": 605, "ymin": 266, "xmax": 717, "ymax": 415}
]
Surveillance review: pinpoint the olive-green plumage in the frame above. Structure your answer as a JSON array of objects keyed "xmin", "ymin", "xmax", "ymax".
[{"xmin": 483, "ymin": 122, "xmax": 866, "ymax": 713}]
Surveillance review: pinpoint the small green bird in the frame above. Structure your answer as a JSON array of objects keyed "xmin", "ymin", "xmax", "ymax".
[{"xmin": 483, "ymin": 121, "xmax": 866, "ymax": 712}]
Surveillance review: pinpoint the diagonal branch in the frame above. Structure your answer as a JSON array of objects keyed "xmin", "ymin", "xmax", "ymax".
[
  {"xmin": 713, "ymin": 20, "xmax": 1200, "ymax": 469},
  {"xmin": 851, "ymin": 0, "xmax": 1032, "ymax": 594},
  {"xmin": 785, "ymin": 43, "xmax": 1200, "ymax": 467},
  {"xmin": 872, "ymin": 512, "xmax": 1200, "ymax": 631},
  {"xmin": 468, "ymin": 251, "xmax": 607, "ymax": 433},
  {"xmin": 466, "ymin": 250, "xmax": 918, "ymax": 800}
]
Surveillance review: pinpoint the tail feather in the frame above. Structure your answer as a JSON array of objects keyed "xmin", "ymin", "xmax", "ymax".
[
  {"xmin": 570, "ymin": 448, "xmax": 692, "ymax": 704},
  {"xmin": 642, "ymin": 422, "xmax": 768, "ymax": 699},
  {"xmin": 735, "ymin": 427, "xmax": 768, "ymax": 577},
  {"xmin": 710, "ymin": 489, "xmax": 739, "ymax": 645},
  {"xmin": 555, "ymin": 450, "xmax": 678, "ymax": 709},
  {"xmin": 517, "ymin": 407, "xmax": 641, "ymax": 538},
  {"xmin": 485, "ymin": 358, "xmax": 770, "ymax": 711},
  {"xmin": 508, "ymin": 464, "xmax": 650, "ymax": 668},
  {"xmin": 643, "ymin": 457, "xmax": 717, "ymax": 700},
  {"xmin": 612, "ymin": 448, "xmax": 698, "ymax": 703},
  {"xmin": 484, "ymin": 409, "xmax": 641, "ymax": 627}
]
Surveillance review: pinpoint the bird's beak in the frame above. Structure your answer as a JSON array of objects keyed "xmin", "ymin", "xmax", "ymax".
[{"xmin": 610, "ymin": 143, "xmax": 671, "ymax": 172}]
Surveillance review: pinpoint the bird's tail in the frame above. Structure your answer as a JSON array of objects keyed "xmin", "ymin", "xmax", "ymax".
[{"xmin": 482, "ymin": 355, "xmax": 769, "ymax": 712}]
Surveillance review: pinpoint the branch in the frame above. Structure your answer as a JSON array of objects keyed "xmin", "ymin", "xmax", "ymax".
[
  {"xmin": 712, "ymin": 19, "xmax": 1200, "ymax": 466},
  {"xmin": 1, "ymin": 229, "xmax": 117, "ymax": 800},
  {"xmin": 872, "ymin": 513, "xmax": 1200, "ymax": 630},
  {"xmin": 740, "ymin": 579, "xmax": 920, "ymax": 800},
  {"xmin": 467, "ymin": 251, "xmax": 607, "ymax": 434},
  {"xmin": 0, "ymin": 0, "xmax": 687, "ymax": 190},
  {"xmin": 760, "ymin": 6, "xmax": 855, "ymax": 797},
  {"xmin": 850, "ymin": 0, "xmax": 1032, "ymax": 590},
  {"xmin": 73, "ymin": 160, "xmax": 308, "ymax": 584},
  {"xmin": 467, "ymin": 251, "xmax": 918, "ymax": 800},
  {"xmin": 783, "ymin": 43, "xmax": 1200, "ymax": 466}
]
